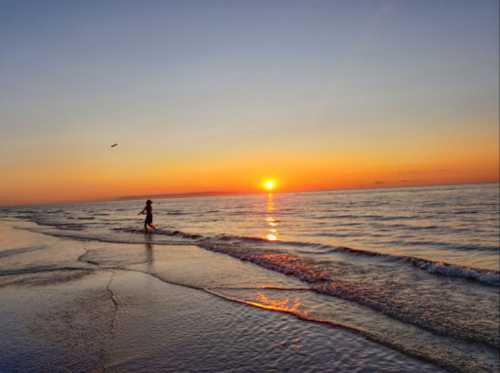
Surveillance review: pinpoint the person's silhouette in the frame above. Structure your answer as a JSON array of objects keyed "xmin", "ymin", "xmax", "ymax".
[{"xmin": 138, "ymin": 200, "xmax": 156, "ymax": 233}]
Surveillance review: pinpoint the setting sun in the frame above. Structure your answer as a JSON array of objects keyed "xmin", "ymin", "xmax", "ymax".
[{"xmin": 263, "ymin": 180, "xmax": 276, "ymax": 191}]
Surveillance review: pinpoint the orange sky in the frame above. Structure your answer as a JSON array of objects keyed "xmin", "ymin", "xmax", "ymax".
[
  {"xmin": 1, "ymin": 122, "xmax": 498, "ymax": 206},
  {"xmin": 0, "ymin": 1, "xmax": 498, "ymax": 206}
]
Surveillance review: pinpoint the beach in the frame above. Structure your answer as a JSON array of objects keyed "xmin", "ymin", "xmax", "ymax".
[
  {"xmin": 0, "ymin": 221, "xmax": 442, "ymax": 372},
  {"xmin": 2, "ymin": 0, "xmax": 498, "ymax": 371},
  {"xmin": 1, "ymin": 184, "xmax": 499, "ymax": 372},
  {"xmin": 2, "ymin": 0, "xmax": 498, "ymax": 370}
]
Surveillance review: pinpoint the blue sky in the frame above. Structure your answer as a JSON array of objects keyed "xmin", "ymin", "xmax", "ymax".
[{"xmin": 0, "ymin": 0, "xmax": 498, "ymax": 204}]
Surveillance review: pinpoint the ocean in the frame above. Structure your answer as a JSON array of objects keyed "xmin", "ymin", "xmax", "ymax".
[{"xmin": 1, "ymin": 183, "xmax": 499, "ymax": 372}]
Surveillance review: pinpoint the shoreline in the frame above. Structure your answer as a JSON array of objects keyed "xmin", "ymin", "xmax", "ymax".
[
  {"xmin": 0, "ymin": 220, "xmax": 445, "ymax": 372},
  {"xmin": 1, "ymin": 216, "xmax": 498, "ymax": 372},
  {"xmin": 1, "ymin": 269, "xmax": 442, "ymax": 373}
]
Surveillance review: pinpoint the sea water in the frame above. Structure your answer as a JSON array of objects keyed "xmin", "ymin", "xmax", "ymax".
[{"xmin": 1, "ymin": 183, "xmax": 499, "ymax": 372}]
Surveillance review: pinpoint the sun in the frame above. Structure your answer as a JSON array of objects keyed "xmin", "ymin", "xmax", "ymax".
[{"xmin": 263, "ymin": 179, "xmax": 275, "ymax": 191}]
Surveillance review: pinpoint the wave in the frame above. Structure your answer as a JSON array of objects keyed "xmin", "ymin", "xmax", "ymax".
[
  {"xmin": 44, "ymin": 209, "xmax": 65, "ymax": 214},
  {"xmin": 202, "ymin": 289, "xmax": 495, "ymax": 373},
  {"xmin": 201, "ymin": 233, "xmax": 500, "ymax": 286},
  {"xmin": 383, "ymin": 239, "xmax": 499, "ymax": 253},
  {"xmin": 164, "ymin": 210, "xmax": 189, "ymax": 215},
  {"xmin": 198, "ymin": 234, "xmax": 500, "ymax": 286},
  {"xmin": 28, "ymin": 218, "xmax": 88, "ymax": 231},
  {"xmin": 112, "ymin": 227, "xmax": 204, "ymax": 240},
  {"xmin": 23, "ymin": 224, "xmax": 500, "ymax": 287},
  {"xmin": 196, "ymin": 242, "xmax": 500, "ymax": 349},
  {"xmin": 19, "ymin": 226, "xmax": 198, "ymax": 247},
  {"xmin": 329, "ymin": 246, "xmax": 500, "ymax": 286},
  {"xmin": 375, "ymin": 223, "xmax": 441, "ymax": 231},
  {"xmin": 312, "ymin": 232, "xmax": 367, "ymax": 238},
  {"xmin": 6, "ymin": 219, "xmax": 500, "ymax": 371},
  {"xmin": 63, "ymin": 262, "xmax": 498, "ymax": 373},
  {"xmin": 0, "ymin": 245, "xmax": 46, "ymax": 258},
  {"xmin": 315, "ymin": 214, "xmax": 420, "ymax": 221}
]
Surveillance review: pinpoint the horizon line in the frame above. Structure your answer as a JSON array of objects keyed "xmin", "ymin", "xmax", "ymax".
[{"xmin": 1, "ymin": 180, "xmax": 498, "ymax": 208}]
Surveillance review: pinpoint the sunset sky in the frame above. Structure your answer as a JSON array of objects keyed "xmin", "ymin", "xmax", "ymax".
[{"xmin": 1, "ymin": 0, "xmax": 498, "ymax": 206}]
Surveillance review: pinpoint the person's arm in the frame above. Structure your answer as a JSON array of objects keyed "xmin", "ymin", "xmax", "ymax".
[{"xmin": 138, "ymin": 207, "xmax": 146, "ymax": 215}]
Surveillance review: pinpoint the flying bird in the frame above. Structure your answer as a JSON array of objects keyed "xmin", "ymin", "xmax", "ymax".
[{"xmin": 110, "ymin": 143, "xmax": 118, "ymax": 148}]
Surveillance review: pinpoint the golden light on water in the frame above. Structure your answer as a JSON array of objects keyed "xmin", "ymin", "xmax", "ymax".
[
  {"xmin": 250, "ymin": 293, "xmax": 305, "ymax": 315},
  {"xmin": 265, "ymin": 192, "xmax": 278, "ymax": 241},
  {"xmin": 266, "ymin": 233, "xmax": 277, "ymax": 241}
]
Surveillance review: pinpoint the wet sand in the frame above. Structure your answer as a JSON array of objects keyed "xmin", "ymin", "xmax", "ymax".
[{"xmin": 0, "ymin": 220, "xmax": 445, "ymax": 372}]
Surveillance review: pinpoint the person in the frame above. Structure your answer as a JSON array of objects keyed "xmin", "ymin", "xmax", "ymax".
[{"xmin": 138, "ymin": 200, "xmax": 156, "ymax": 233}]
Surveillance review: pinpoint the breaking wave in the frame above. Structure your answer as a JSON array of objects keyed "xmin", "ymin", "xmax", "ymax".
[{"xmin": 24, "ymin": 225, "xmax": 500, "ymax": 287}]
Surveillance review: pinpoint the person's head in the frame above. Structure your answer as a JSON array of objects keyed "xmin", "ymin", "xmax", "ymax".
[{"xmin": 146, "ymin": 200, "xmax": 152, "ymax": 205}]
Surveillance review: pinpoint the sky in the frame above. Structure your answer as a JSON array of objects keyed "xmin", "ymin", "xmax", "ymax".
[{"xmin": 0, "ymin": 0, "xmax": 498, "ymax": 205}]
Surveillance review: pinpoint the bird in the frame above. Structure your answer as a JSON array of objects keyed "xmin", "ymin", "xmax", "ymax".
[{"xmin": 110, "ymin": 143, "xmax": 118, "ymax": 148}]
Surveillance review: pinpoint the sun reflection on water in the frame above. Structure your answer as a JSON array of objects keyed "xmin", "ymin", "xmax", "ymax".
[
  {"xmin": 266, "ymin": 233, "xmax": 277, "ymax": 241},
  {"xmin": 246, "ymin": 292, "xmax": 306, "ymax": 316},
  {"xmin": 265, "ymin": 193, "xmax": 279, "ymax": 241}
]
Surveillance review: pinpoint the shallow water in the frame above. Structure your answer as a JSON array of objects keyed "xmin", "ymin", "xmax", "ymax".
[
  {"xmin": 1, "ymin": 183, "xmax": 499, "ymax": 372},
  {"xmin": 0, "ymin": 267, "xmax": 444, "ymax": 373}
]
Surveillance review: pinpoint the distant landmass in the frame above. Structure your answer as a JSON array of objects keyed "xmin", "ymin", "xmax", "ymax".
[{"xmin": 116, "ymin": 191, "xmax": 242, "ymax": 201}]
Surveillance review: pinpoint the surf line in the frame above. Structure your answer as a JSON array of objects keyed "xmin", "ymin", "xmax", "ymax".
[
  {"xmin": 105, "ymin": 266, "xmax": 458, "ymax": 373},
  {"xmin": 74, "ymin": 244, "xmax": 500, "ymax": 351},
  {"xmin": 11, "ymin": 259, "xmax": 478, "ymax": 373}
]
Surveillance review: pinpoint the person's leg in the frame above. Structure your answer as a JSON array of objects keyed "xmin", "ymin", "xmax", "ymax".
[
  {"xmin": 145, "ymin": 216, "xmax": 154, "ymax": 232},
  {"xmin": 147, "ymin": 215, "xmax": 155, "ymax": 231}
]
